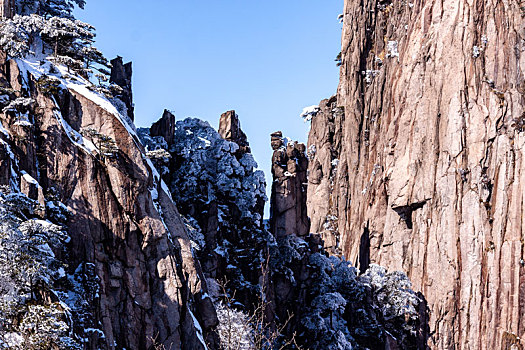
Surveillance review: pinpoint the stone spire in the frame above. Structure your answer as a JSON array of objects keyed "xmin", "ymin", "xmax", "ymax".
[
  {"xmin": 218, "ymin": 110, "xmax": 250, "ymax": 153},
  {"xmin": 269, "ymin": 131, "xmax": 309, "ymax": 238},
  {"xmin": 110, "ymin": 56, "xmax": 134, "ymax": 121},
  {"xmin": 150, "ymin": 109, "xmax": 176, "ymax": 145}
]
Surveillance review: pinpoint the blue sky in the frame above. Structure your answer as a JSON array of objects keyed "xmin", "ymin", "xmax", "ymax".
[{"xmin": 76, "ymin": 0, "xmax": 342, "ymax": 212}]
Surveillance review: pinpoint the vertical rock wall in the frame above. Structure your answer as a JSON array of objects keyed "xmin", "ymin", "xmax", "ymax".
[
  {"xmin": 110, "ymin": 56, "xmax": 134, "ymax": 122},
  {"xmin": 307, "ymin": 0, "xmax": 525, "ymax": 348},
  {"xmin": 218, "ymin": 110, "xmax": 251, "ymax": 154}
]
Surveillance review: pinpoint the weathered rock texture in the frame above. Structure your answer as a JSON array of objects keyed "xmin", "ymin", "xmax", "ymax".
[
  {"xmin": 270, "ymin": 132, "xmax": 309, "ymax": 238},
  {"xmin": 218, "ymin": 110, "xmax": 251, "ymax": 154},
  {"xmin": 151, "ymin": 109, "xmax": 176, "ymax": 145},
  {"xmin": 0, "ymin": 54, "xmax": 216, "ymax": 349},
  {"xmin": 110, "ymin": 56, "xmax": 134, "ymax": 122},
  {"xmin": 307, "ymin": 0, "xmax": 525, "ymax": 348}
]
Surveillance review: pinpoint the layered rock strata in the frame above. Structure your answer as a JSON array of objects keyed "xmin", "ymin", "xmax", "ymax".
[{"xmin": 307, "ymin": 0, "xmax": 525, "ymax": 348}]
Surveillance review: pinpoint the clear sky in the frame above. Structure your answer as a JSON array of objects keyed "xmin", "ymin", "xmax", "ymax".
[{"xmin": 76, "ymin": 0, "xmax": 342, "ymax": 213}]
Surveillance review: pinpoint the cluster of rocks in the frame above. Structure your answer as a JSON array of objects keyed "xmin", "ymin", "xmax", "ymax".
[
  {"xmin": 140, "ymin": 109, "xmax": 268, "ymax": 310},
  {"xmin": 269, "ymin": 131, "xmax": 309, "ymax": 238}
]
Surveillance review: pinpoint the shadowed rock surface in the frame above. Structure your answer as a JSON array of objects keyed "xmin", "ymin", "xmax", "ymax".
[
  {"xmin": 110, "ymin": 56, "xmax": 134, "ymax": 122},
  {"xmin": 151, "ymin": 109, "xmax": 176, "ymax": 145}
]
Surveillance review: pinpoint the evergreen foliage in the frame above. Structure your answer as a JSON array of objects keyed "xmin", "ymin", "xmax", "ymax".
[
  {"xmin": 0, "ymin": 190, "xmax": 74, "ymax": 349},
  {"xmin": 0, "ymin": 1, "xmax": 108, "ymax": 80}
]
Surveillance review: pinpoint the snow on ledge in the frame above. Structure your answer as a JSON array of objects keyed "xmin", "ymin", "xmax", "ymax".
[
  {"xmin": 16, "ymin": 57, "xmax": 138, "ymax": 139},
  {"xmin": 301, "ymin": 105, "xmax": 320, "ymax": 122}
]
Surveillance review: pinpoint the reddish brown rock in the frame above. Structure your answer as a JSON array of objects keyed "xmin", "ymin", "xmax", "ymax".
[
  {"xmin": 270, "ymin": 131, "xmax": 309, "ymax": 237},
  {"xmin": 307, "ymin": 0, "xmax": 525, "ymax": 348},
  {"xmin": 0, "ymin": 55, "xmax": 216, "ymax": 349},
  {"xmin": 218, "ymin": 110, "xmax": 250, "ymax": 153}
]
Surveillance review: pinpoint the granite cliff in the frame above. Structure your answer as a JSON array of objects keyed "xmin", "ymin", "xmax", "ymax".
[
  {"xmin": 306, "ymin": 0, "xmax": 525, "ymax": 348},
  {"xmin": 0, "ymin": 52, "xmax": 216, "ymax": 349},
  {"xmin": 2, "ymin": 0, "xmax": 522, "ymax": 348}
]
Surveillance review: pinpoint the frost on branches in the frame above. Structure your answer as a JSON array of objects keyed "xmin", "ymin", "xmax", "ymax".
[
  {"xmin": 139, "ymin": 118, "xmax": 270, "ymax": 304},
  {"xmin": 0, "ymin": 0, "xmax": 108, "ymax": 81},
  {"xmin": 300, "ymin": 253, "xmax": 423, "ymax": 349},
  {"xmin": 0, "ymin": 188, "xmax": 101, "ymax": 349}
]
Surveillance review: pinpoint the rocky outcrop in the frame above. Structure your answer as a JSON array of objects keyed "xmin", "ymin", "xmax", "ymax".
[
  {"xmin": 218, "ymin": 110, "xmax": 250, "ymax": 154},
  {"xmin": 306, "ymin": 96, "xmax": 344, "ymax": 256},
  {"xmin": 0, "ymin": 140, "xmax": 10, "ymax": 186},
  {"xmin": 0, "ymin": 54, "xmax": 215, "ymax": 349},
  {"xmin": 151, "ymin": 109, "xmax": 176, "ymax": 145},
  {"xmin": 110, "ymin": 56, "xmax": 134, "ymax": 122},
  {"xmin": 307, "ymin": 0, "xmax": 525, "ymax": 348},
  {"xmin": 270, "ymin": 131, "xmax": 309, "ymax": 238},
  {"xmin": 140, "ymin": 112, "xmax": 267, "ymax": 308}
]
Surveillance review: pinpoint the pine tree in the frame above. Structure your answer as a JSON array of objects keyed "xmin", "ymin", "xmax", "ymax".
[
  {"xmin": 16, "ymin": 0, "xmax": 85, "ymax": 19},
  {"xmin": 0, "ymin": 0, "xmax": 109, "ymax": 79}
]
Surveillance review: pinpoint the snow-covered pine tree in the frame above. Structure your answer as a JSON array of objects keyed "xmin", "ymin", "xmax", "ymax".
[
  {"xmin": 0, "ymin": 0, "xmax": 108, "ymax": 79},
  {"xmin": 16, "ymin": 0, "xmax": 85, "ymax": 18}
]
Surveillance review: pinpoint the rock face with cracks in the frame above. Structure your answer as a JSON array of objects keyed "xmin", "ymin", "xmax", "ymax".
[
  {"xmin": 307, "ymin": 0, "xmax": 525, "ymax": 348},
  {"xmin": 270, "ymin": 131, "xmax": 310, "ymax": 238},
  {"xmin": 0, "ymin": 53, "xmax": 216, "ymax": 350}
]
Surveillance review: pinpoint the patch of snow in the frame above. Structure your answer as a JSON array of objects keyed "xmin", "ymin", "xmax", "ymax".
[
  {"xmin": 0, "ymin": 120, "xmax": 9, "ymax": 137},
  {"xmin": 189, "ymin": 310, "xmax": 208, "ymax": 350},
  {"xmin": 472, "ymin": 45, "xmax": 481, "ymax": 58},
  {"xmin": 2, "ymin": 333, "xmax": 23, "ymax": 347},
  {"xmin": 57, "ymin": 267, "xmax": 66, "ymax": 278},
  {"xmin": 21, "ymin": 171, "xmax": 39, "ymax": 186},
  {"xmin": 363, "ymin": 69, "xmax": 380, "ymax": 84},
  {"xmin": 386, "ymin": 41, "xmax": 400, "ymax": 59},
  {"xmin": 13, "ymin": 120, "xmax": 32, "ymax": 126},
  {"xmin": 214, "ymin": 246, "xmax": 227, "ymax": 257},
  {"xmin": 198, "ymin": 136, "xmax": 211, "ymax": 147},
  {"xmin": 53, "ymin": 110, "xmax": 98, "ymax": 154},
  {"xmin": 84, "ymin": 328, "xmax": 105, "ymax": 338},
  {"xmin": 301, "ymin": 105, "xmax": 320, "ymax": 122},
  {"xmin": 17, "ymin": 57, "xmax": 139, "ymax": 144}
]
